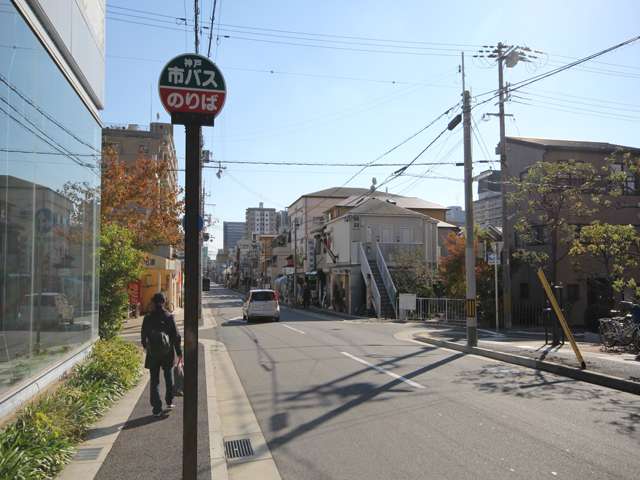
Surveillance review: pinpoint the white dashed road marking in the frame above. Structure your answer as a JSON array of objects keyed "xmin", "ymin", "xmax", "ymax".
[
  {"xmin": 341, "ymin": 352, "xmax": 426, "ymax": 389},
  {"xmin": 281, "ymin": 324, "xmax": 306, "ymax": 335}
]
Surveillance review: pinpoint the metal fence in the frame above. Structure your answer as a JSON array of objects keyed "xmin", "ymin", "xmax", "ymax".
[
  {"xmin": 398, "ymin": 297, "xmax": 466, "ymax": 324},
  {"xmin": 512, "ymin": 303, "xmax": 547, "ymax": 328}
]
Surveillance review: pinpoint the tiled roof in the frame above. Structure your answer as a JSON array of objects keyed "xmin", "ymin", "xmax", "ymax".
[
  {"xmin": 337, "ymin": 193, "xmax": 445, "ymax": 210},
  {"xmin": 349, "ymin": 198, "xmax": 425, "ymax": 217}
]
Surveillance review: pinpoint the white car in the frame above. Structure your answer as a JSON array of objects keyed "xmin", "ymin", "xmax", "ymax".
[
  {"xmin": 243, "ymin": 289, "xmax": 280, "ymax": 323},
  {"xmin": 18, "ymin": 293, "xmax": 75, "ymax": 328}
]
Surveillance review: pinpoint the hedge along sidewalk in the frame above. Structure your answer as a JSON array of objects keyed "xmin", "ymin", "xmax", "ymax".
[
  {"xmin": 409, "ymin": 329, "xmax": 640, "ymax": 395},
  {"xmin": 0, "ymin": 338, "xmax": 142, "ymax": 480}
]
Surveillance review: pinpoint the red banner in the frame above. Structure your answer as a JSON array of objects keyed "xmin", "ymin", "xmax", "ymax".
[{"xmin": 159, "ymin": 86, "xmax": 227, "ymax": 115}]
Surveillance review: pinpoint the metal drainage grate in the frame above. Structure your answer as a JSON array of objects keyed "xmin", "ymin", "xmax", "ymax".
[
  {"xmin": 73, "ymin": 447, "xmax": 103, "ymax": 461},
  {"xmin": 224, "ymin": 438, "xmax": 254, "ymax": 459}
]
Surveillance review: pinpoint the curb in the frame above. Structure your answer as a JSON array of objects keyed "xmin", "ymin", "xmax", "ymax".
[
  {"xmin": 413, "ymin": 333, "xmax": 640, "ymax": 396},
  {"xmin": 286, "ymin": 305, "xmax": 367, "ymax": 320}
]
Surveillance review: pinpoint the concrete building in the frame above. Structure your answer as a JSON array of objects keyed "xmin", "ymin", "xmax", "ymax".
[
  {"xmin": 0, "ymin": 0, "xmax": 104, "ymax": 419},
  {"xmin": 504, "ymin": 137, "xmax": 640, "ymax": 327},
  {"xmin": 320, "ymin": 198, "xmax": 439, "ymax": 318},
  {"xmin": 223, "ymin": 221, "xmax": 246, "ymax": 255},
  {"xmin": 102, "ymin": 122, "xmax": 178, "ymax": 190},
  {"xmin": 276, "ymin": 209, "xmax": 289, "ymax": 234},
  {"xmin": 445, "ymin": 206, "xmax": 465, "ymax": 226},
  {"xmin": 246, "ymin": 202, "xmax": 277, "ymax": 240},
  {"xmin": 473, "ymin": 170, "xmax": 502, "ymax": 228}
]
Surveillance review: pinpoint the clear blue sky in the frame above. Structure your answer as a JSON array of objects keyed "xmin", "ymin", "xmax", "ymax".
[{"xmin": 103, "ymin": 0, "xmax": 640, "ymax": 253}]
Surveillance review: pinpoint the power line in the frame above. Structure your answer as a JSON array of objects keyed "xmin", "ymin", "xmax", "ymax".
[
  {"xmin": 107, "ymin": 15, "xmax": 463, "ymax": 57},
  {"xmin": 341, "ymin": 102, "xmax": 460, "ymax": 186},
  {"xmin": 107, "ymin": 53, "xmax": 459, "ymax": 88},
  {"xmin": 107, "ymin": 5, "xmax": 483, "ymax": 49},
  {"xmin": 0, "ymin": 104, "xmax": 97, "ymax": 174},
  {"xmin": 0, "ymin": 148, "xmax": 99, "ymax": 157},
  {"xmin": 0, "ymin": 72, "xmax": 101, "ymax": 153},
  {"xmin": 471, "ymin": 34, "xmax": 640, "ymax": 109}
]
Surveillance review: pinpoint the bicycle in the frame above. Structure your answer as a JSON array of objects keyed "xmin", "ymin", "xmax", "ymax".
[{"xmin": 598, "ymin": 301, "xmax": 640, "ymax": 353}]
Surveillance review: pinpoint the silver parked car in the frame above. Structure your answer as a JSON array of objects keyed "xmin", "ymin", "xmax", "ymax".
[
  {"xmin": 18, "ymin": 293, "xmax": 75, "ymax": 328},
  {"xmin": 242, "ymin": 289, "xmax": 280, "ymax": 323}
]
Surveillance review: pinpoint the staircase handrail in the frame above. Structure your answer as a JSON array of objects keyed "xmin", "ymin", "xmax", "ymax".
[
  {"xmin": 359, "ymin": 242, "xmax": 381, "ymax": 318},
  {"xmin": 375, "ymin": 242, "xmax": 397, "ymax": 317}
]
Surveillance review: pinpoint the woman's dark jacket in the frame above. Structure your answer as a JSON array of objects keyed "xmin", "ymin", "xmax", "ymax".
[{"xmin": 141, "ymin": 308, "xmax": 182, "ymax": 369}]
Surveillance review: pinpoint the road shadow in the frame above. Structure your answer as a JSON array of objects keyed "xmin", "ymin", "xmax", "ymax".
[
  {"xmin": 266, "ymin": 351, "xmax": 465, "ymax": 450},
  {"xmin": 454, "ymin": 362, "xmax": 640, "ymax": 438}
]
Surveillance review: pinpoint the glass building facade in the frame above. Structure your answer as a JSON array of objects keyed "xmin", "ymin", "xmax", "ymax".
[{"xmin": 0, "ymin": 1, "xmax": 100, "ymax": 408}]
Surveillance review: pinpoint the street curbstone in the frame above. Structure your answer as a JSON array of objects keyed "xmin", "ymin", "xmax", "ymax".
[{"xmin": 413, "ymin": 333, "xmax": 640, "ymax": 395}]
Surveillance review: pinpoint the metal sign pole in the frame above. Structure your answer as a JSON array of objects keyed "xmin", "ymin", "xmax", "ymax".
[{"xmin": 182, "ymin": 123, "xmax": 201, "ymax": 480}]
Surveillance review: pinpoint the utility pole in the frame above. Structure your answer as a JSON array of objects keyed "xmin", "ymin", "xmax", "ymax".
[
  {"xmin": 462, "ymin": 52, "xmax": 477, "ymax": 347},
  {"xmin": 194, "ymin": 0, "xmax": 199, "ymax": 53},
  {"xmin": 293, "ymin": 219, "xmax": 298, "ymax": 305},
  {"xmin": 496, "ymin": 42, "xmax": 512, "ymax": 329},
  {"xmin": 182, "ymin": 124, "xmax": 201, "ymax": 480},
  {"xmin": 473, "ymin": 42, "xmax": 541, "ymax": 329}
]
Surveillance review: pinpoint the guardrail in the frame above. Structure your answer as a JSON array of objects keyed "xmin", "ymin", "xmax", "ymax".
[
  {"xmin": 376, "ymin": 243, "xmax": 397, "ymax": 318},
  {"xmin": 399, "ymin": 297, "xmax": 465, "ymax": 323},
  {"xmin": 359, "ymin": 243, "xmax": 381, "ymax": 318}
]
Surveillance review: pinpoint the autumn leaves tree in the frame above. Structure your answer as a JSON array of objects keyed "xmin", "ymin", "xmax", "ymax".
[
  {"xmin": 100, "ymin": 142, "xmax": 183, "ymax": 250},
  {"xmin": 438, "ymin": 229, "xmax": 496, "ymax": 323}
]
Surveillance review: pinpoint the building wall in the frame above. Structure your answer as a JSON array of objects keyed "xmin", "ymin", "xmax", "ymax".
[
  {"xmin": 506, "ymin": 141, "xmax": 640, "ymax": 326},
  {"xmin": 0, "ymin": 1, "xmax": 102, "ymax": 419},
  {"xmin": 474, "ymin": 193, "xmax": 502, "ymax": 228},
  {"xmin": 223, "ymin": 221, "xmax": 245, "ymax": 254},
  {"xmin": 245, "ymin": 204, "xmax": 276, "ymax": 239},
  {"xmin": 102, "ymin": 123, "xmax": 178, "ymax": 190},
  {"xmin": 289, "ymin": 195, "xmax": 360, "ymax": 272}
]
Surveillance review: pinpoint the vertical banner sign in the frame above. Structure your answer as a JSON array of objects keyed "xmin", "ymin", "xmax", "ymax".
[{"xmin": 159, "ymin": 53, "xmax": 226, "ymax": 480}]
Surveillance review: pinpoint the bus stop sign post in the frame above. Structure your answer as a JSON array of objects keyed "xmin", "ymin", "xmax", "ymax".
[{"xmin": 159, "ymin": 53, "xmax": 226, "ymax": 480}]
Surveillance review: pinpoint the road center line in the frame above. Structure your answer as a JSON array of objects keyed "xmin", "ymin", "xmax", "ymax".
[
  {"xmin": 340, "ymin": 352, "xmax": 426, "ymax": 389},
  {"xmin": 281, "ymin": 324, "xmax": 306, "ymax": 334}
]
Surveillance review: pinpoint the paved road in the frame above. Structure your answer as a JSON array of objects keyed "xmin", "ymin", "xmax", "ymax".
[{"xmin": 209, "ymin": 286, "xmax": 640, "ymax": 480}]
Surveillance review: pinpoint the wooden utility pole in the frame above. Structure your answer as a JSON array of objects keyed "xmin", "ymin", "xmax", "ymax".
[{"xmin": 462, "ymin": 52, "xmax": 477, "ymax": 347}]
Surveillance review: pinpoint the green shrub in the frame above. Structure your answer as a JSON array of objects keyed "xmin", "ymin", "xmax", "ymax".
[{"xmin": 0, "ymin": 338, "xmax": 142, "ymax": 480}]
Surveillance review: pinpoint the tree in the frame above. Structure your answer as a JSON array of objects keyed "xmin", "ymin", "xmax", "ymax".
[
  {"xmin": 100, "ymin": 143, "xmax": 183, "ymax": 250},
  {"xmin": 438, "ymin": 230, "xmax": 496, "ymax": 323},
  {"xmin": 509, "ymin": 159, "xmax": 602, "ymax": 284},
  {"xmin": 569, "ymin": 222, "xmax": 640, "ymax": 303},
  {"xmin": 391, "ymin": 250, "xmax": 436, "ymax": 298},
  {"xmin": 509, "ymin": 152, "xmax": 638, "ymax": 285},
  {"xmin": 99, "ymin": 224, "xmax": 144, "ymax": 339}
]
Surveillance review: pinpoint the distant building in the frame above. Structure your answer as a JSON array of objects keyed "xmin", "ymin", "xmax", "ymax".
[
  {"xmin": 245, "ymin": 202, "xmax": 277, "ymax": 239},
  {"xmin": 473, "ymin": 170, "xmax": 502, "ymax": 228},
  {"xmin": 102, "ymin": 122, "xmax": 178, "ymax": 191},
  {"xmin": 223, "ymin": 221, "xmax": 246, "ymax": 255},
  {"xmin": 276, "ymin": 210, "xmax": 289, "ymax": 234},
  {"xmin": 445, "ymin": 206, "xmax": 465, "ymax": 226}
]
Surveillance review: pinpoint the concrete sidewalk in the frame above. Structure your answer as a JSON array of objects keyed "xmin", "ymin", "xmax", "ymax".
[
  {"xmin": 58, "ymin": 307, "xmax": 216, "ymax": 479},
  {"xmin": 405, "ymin": 324, "xmax": 640, "ymax": 390}
]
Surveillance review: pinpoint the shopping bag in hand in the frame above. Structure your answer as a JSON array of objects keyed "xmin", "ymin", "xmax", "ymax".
[{"xmin": 173, "ymin": 358, "xmax": 184, "ymax": 396}]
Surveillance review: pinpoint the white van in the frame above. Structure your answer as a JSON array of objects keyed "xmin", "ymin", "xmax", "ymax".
[{"xmin": 242, "ymin": 289, "xmax": 280, "ymax": 323}]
